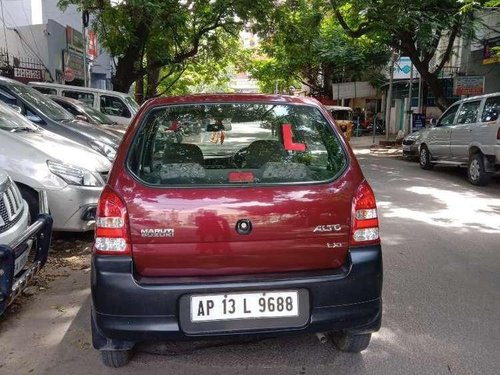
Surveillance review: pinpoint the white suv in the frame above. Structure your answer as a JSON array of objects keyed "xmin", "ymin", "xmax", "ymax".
[{"xmin": 416, "ymin": 93, "xmax": 500, "ymax": 185}]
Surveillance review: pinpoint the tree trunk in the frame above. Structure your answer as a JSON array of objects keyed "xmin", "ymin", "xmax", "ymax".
[
  {"xmin": 111, "ymin": 51, "xmax": 142, "ymax": 93},
  {"xmin": 146, "ymin": 66, "xmax": 161, "ymax": 99},
  {"xmin": 134, "ymin": 77, "xmax": 144, "ymax": 104},
  {"xmin": 111, "ymin": 24, "xmax": 150, "ymax": 93},
  {"xmin": 418, "ymin": 70, "xmax": 449, "ymax": 112},
  {"xmin": 399, "ymin": 42, "xmax": 450, "ymax": 112}
]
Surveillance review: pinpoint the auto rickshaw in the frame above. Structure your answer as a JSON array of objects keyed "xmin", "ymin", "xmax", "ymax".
[{"xmin": 325, "ymin": 106, "xmax": 354, "ymax": 141}]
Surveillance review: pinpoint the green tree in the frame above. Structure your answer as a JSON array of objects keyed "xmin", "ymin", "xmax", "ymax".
[
  {"xmin": 155, "ymin": 31, "xmax": 246, "ymax": 96},
  {"xmin": 329, "ymin": 0, "xmax": 489, "ymax": 110},
  {"xmin": 249, "ymin": 0, "xmax": 389, "ymax": 96},
  {"xmin": 59, "ymin": 0, "xmax": 271, "ymax": 94}
]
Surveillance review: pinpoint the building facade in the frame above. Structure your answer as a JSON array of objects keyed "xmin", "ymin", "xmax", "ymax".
[{"xmin": 0, "ymin": 0, "xmax": 113, "ymax": 88}]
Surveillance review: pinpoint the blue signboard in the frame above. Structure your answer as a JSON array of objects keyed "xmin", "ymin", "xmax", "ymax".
[{"xmin": 412, "ymin": 113, "xmax": 425, "ymax": 132}]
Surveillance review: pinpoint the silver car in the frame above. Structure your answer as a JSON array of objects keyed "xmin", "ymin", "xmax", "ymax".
[
  {"xmin": 411, "ymin": 93, "xmax": 500, "ymax": 185},
  {"xmin": 0, "ymin": 170, "xmax": 53, "ymax": 315},
  {"xmin": 0, "ymin": 102, "xmax": 111, "ymax": 231}
]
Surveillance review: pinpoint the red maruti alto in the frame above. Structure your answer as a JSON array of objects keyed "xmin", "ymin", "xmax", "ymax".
[{"xmin": 91, "ymin": 94, "xmax": 383, "ymax": 367}]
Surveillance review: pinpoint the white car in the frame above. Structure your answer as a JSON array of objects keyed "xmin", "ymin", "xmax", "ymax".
[
  {"xmin": 28, "ymin": 82, "xmax": 139, "ymax": 126},
  {"xmin": 413, "ymin": 93, "xmax": 500, "ymax": 185}
]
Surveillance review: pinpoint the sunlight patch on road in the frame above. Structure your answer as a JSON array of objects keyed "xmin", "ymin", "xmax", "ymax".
[
  {"xmin": 353, "ymin": 148, "xmax": 371, "ymax": 155},
  {"xmin": 383, "ymin": 186, "xmax": 500, "ymax": 233}
]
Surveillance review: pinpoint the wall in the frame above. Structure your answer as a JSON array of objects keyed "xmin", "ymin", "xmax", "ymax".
[
  {"xmin": 5, "ymin": 24, "xmax": 49, "ymax": 69},
  {"xmin": 41, "ymin": 0, "xmax": 80, "ymax": 30},
  {"xmin": 1, "ymin": 0, "xmax": 33, "ymax": 27},
  {"xmin": 46, "ymin": 19, "xmax": 66, "ymax": 81}
]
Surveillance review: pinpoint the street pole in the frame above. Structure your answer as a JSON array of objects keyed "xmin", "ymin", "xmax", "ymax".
[
  {"xmin": 82, "ymin": 26, "xmax": 87, "ymax": 87},
  {"xmin": 82, "ymin": 2, "xmax": 88, "ymax": 87},
  {"xmin": 407, "ymin": 63, "xmax": 413, "ymax": 134},
  {"xmin": 417, "ymin": 75, "xmax": 423, "ymax": 114},
  {"xmin": 384, "ymin": 51, "xmax": 396, "ymax": 140}
]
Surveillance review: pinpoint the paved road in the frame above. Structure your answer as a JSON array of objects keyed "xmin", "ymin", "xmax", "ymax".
[{"xmin": 3, "ymin": 144, "xmax": 500, "ymax": 374}]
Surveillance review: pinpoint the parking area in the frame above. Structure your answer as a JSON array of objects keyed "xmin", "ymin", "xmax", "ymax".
[{"xmin": 1, "ymin": 140, "xmax": 499, "ymax": 374}]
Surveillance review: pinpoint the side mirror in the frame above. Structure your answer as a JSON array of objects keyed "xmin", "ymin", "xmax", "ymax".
[{"xmin": 9, "ymin": 105, "xmax": 22, "ymax": 114}]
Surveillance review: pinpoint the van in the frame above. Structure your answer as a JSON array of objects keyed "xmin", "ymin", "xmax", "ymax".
[
  {"xmin": 28, "ymin": 82, "xmax": 139, "ymax": 126},
  {"xmin": 91, "ymin": 94, "xmax": 383, "ymax": 367}
]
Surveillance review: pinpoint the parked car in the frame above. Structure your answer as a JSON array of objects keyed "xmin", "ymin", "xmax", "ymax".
[
  {"xmin": 0, "ymin": 101, "xmax": 112, "ymax": 231},
  {"xmin": 91, "ymin": 94, "xmax": 383, "ymax": 367},
  {"xmin": 0, "ymin": 170, "xmax": 53, "ymax": 315},
  {"xmin": 413, "ymin": 93, "xmax": 500, "ymax": 185},
  {"xmin": 28, "ymin": 82, "xmax": 139, "ymax": 126},
  {"xmin": 402, "ymin": 129, "xmax": 422, "ymax": 158},
  {"xmin": 48, "ymin": 95, "xmax": 127, "ymax": 138},
  {"xmin": 0, "ymin": 77, "xmax": 120, "ymax": 161}
]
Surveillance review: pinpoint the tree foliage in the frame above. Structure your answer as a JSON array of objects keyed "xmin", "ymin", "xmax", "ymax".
[
  {"xmin": 248, "ymin": 0, "xmax": 389, "ymax": 95},
  {"xmin": 329, "ymin": 0, "xmax": 490, "ymax": 110},
  {"xmin": 59, "ymin": 0, "xmax": 272, "ymax": 94}
]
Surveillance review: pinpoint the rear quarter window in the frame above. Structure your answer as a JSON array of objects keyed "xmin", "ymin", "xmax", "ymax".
[
  {"xmin": 127, "ymin": 103, "xmax": 347, "ymax": 186},
  {"xmin": 481, "ymin": 96, "xmax": 500, "ymax": 122}
]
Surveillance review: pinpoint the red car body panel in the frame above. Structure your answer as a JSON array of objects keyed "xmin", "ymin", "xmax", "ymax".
[{"xmin": 108, "ymin": 94, "xmax": 364, "ymax": 277}]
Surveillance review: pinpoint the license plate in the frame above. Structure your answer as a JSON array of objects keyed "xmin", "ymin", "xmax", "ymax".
[
  {"xmin": 14, "ymin": 249, "xmax": 30, "ymax": 275},
  {"xmin": 190, "ymin": 291, "xmax": 299, "ymax": 322}
]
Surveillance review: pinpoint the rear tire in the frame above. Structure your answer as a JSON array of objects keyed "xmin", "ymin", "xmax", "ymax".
[
  {"xmin": 331, "ymin": 332, "xmax": 372, "ymax": 353},
  {"xmin": 101, "ymin": 350, "xmax": 131, "ymax": 368},
  {"xmin": 17, "ymin": 185, "xmax": 39, "ymax": 223},
  {"xmin": 419, "ymin": 145, "xmax": 433, "ymax": 170},
  {"xmin": 467, "ymin": 153, "xmax": 492, "ymax": 186}
]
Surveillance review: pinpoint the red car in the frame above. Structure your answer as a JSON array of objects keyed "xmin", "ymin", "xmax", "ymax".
[{"xmin": 91, "ymin": 94, "xmax": 383, "ymax": 367}]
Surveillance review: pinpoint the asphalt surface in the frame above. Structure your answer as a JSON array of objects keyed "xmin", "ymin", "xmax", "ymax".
[{"xmin": 3, "ymin": 141, "xmax": 500, "ymax": 375}]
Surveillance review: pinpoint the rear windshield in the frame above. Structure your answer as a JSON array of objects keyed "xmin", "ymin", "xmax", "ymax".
[{"xmin": 128, "ymin": 103, "xmax": 347, "ymax": 186}]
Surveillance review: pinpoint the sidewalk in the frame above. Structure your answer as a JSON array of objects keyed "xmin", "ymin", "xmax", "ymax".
[{"xmin": 349, "ymin": 135, "xmax": 402, "ymax": 156}]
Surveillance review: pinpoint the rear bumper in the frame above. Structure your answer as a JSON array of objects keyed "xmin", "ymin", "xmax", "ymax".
[{"xmin": 91, "ymin": 245, "xmax": 382, "ymax": 348}]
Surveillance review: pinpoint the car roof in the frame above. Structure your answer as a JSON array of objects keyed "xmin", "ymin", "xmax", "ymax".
[
  {"xmin": 142, "ymin": 94, "xmax": 323, "ymax": 107},
  {"xmin": 0, "ymin": 76, "xmax": 25, "ymax": 86},
  {"xmin": 28, "ymin": 81, "xmax": 134, "ymax": 98},
  {"xmin": 48, "ymin": 95, "xmax": 82, "ymax": 106},
  {"xmin": 456, "ymin": 92, "xmax": 500, "ymax": 104}
]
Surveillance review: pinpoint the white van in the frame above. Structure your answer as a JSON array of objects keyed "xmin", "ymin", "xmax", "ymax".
[{"xmin": 28, "ymin": 82, "xmax": 139, "ymax": 126}]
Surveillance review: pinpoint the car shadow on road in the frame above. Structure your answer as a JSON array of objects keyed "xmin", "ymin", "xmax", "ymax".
[{"xmin": 40, "ymin": 295, "xmax": 375, "ymax": 375}]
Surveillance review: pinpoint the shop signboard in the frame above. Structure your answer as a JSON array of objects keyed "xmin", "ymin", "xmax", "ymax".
[
  {"xmin": 64, "ymin": 26, "xmax": 85, "ymax": 82},
  {"xmin": 13, "ymin": 67, "xmax": 43, "ymax": 84},
  {"xmin": 66, "ymin": 26, "xmax": 84, "ymax": 53},
  {"xmin": 63, "ymin": 50, "xmax": 84, "ymax": 81},
  {"xmin": 393, "ymin": 57, "xmax": 420, "ymax": 79},
  {"xmin": 87, "ymin": 30, "xmax": 98, "ymax": 61},
  {"xmin": 412, "ymin": 113, "xmax": 425, "ymax": 132},
  {"xmin": 453, "ymin": 76, "xmax": 485, "ymax": 96}
]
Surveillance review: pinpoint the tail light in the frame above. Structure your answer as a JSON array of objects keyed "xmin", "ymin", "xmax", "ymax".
[
  {"xmin": 351, "ymin": 180, "xmax": 380, "ymax": 246},
  {"xmin": 94, "ymin": 186, "xmax": 131, "ymax": 255}
]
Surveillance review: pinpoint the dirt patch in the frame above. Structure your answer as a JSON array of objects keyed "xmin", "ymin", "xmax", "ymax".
[{"xmin": 0, "ymin": 232, "xmax": 93, "ymax": 324}]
